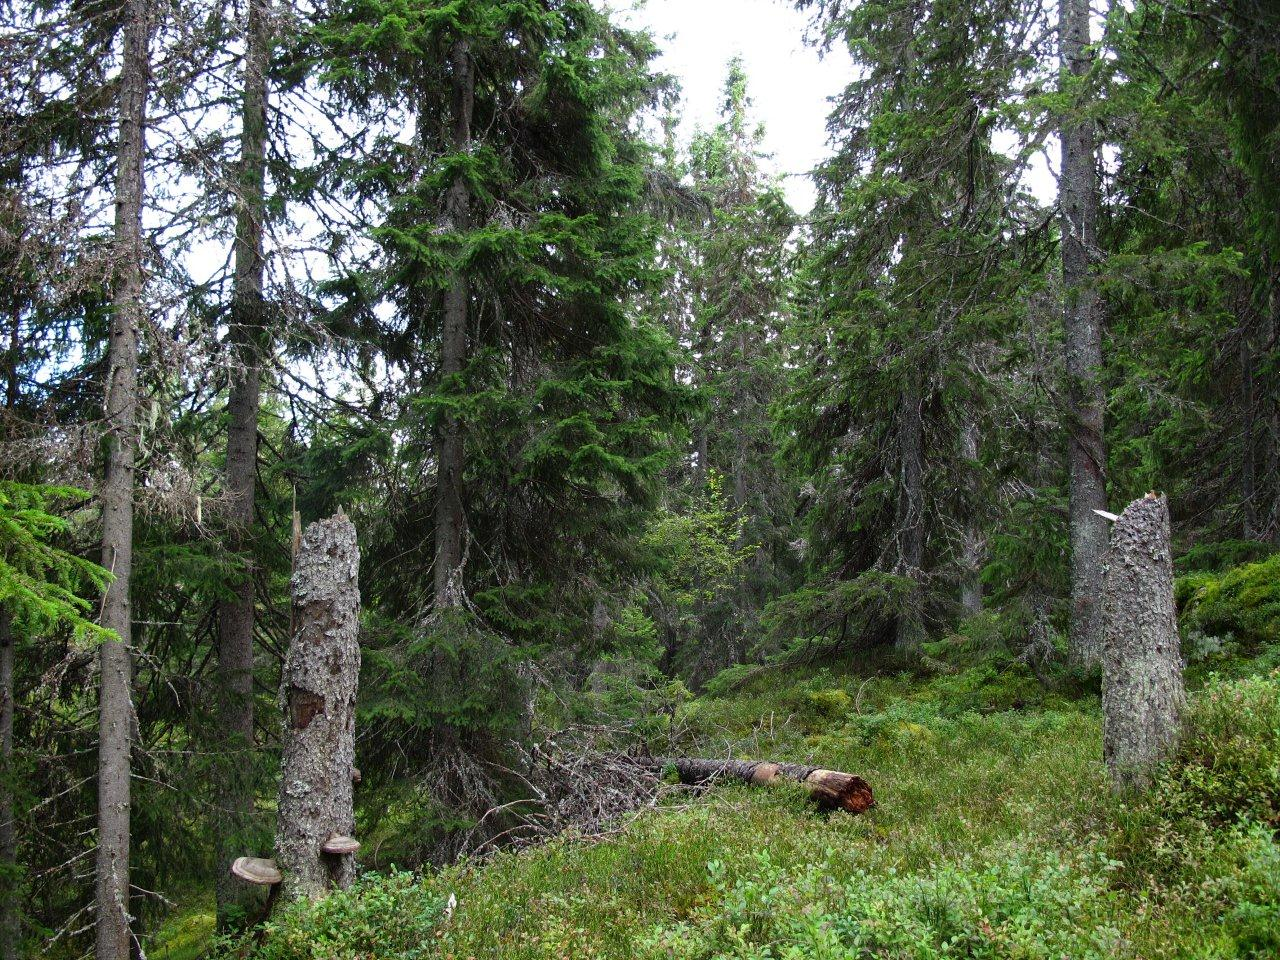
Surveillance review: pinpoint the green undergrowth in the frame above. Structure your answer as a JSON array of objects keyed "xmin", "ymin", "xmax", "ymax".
[
  {"xmin": 192, "ymin": 647, "xmax": 1280, "ymax": 959},
  {"xmin": 1178, "ymin": 553, "xmax": 1280, "ymax": 677}
]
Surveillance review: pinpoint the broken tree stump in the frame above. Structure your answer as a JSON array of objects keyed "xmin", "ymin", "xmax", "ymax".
[
  {"xmin": 1102, "ymin": 493, "xmax": 1186, "ymax": 792},
  {"xmin": 276, "ymin": 511, "xmax": 362, "ymax": 900},
  {"xmin": 637, "ymin": 757, "xmax": 874, "ymax": 814}
]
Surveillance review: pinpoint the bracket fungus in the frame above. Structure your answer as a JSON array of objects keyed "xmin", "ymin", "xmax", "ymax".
[
  {"xmin": 321, "ymin": 834, "xmax": 360, "ymax": 856},
  {"xmin": 231, "ymin": 856, "xmax": 282, "ymax": 886}
]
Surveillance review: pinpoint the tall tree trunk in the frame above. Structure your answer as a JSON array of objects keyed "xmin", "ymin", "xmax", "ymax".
[
  {"xmin": 1241, "ymin": 325, "xmax": 1259, "ymax": 538},
  {"xmin": 1102, "ymin": 494, "xmax": 1185, "ymax": 791},
  {"xmin": 433, "ymin": 38, "xmax": 474, "ymax": 610},
  {"xmin": 276, "ymin": 513, "xmax": 360, "ymax": 901},
  {"xmin": 1264, "ymin": 279, "xmax": 1279, "ymax": 545},
  {"xmin": 896, "ymin": 380, "xmax": 925, "ymax": 652},
  {"xmin": 2, "ymin": 311, "xmax": 20, "ymax": 960},
  {"xmin": 96, "ymin": 0, "xmax": 151, "ymax": 954},
  {"xmin": 691, "ymin": 425, "xmax": 709, "ymax": 489},
  {"xmin": 959, "ymin": 416, "xmax": 983, "ymax": 616},
  {"xmin": 0, "ymin": 612, "xmax": 15, "ymax": 960},
  {"xmin": 1060, "ymin": 0, "xmax": 1108, "ymax": 669},
  {"xmin": 215, "ymin": 0, "xmax": 272, "ymax": 926}
]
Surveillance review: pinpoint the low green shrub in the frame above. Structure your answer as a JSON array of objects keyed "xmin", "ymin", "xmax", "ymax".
[
  {"xmin": 217, "ymin": 872, "xmax": 445, "ymax": 960},
  {"xmin": 637, "ymin": 847, "xmax": 1123, "ymax": 959},
  {"xmin": 1163, "ymin": 671, "xmax": 1280, "ymax": 826}
]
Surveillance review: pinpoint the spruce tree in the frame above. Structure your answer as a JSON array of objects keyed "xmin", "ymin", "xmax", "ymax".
[
  {"xmin": 96, "ymin": 0, "xmax": 152, "ymax": 952},
  {"xmin": 1060, "ymin": 0, "xmax": 1109, "ymax": 669},
  {"xmin": 786, "ymin": 0, "xmax": 1050, "ymax": 654}
]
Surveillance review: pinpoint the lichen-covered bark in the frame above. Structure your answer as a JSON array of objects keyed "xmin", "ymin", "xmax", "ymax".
[
  {"xmin": 275, "ymin": 512, "xmax": 361, "ymax": 900},
  {"xmin": 959, "ymin": 416, "xmax": 984, "ymax": 616},
  {"xmin": 1102, "ymin": 494, "xmax": 1185, "ymax": 791},
  {"xmin": 895, "ymin": 379, "xmax": 925, "ymax": 652}
]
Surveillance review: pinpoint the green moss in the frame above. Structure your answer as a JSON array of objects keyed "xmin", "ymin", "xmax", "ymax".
[
  {"xmin": 1179, "ymin": 553, "xmax": 1280, "ymax": 652},
  {"xmin": 150, "ymin": 898, "xmax": 215, "ymax": 960}
]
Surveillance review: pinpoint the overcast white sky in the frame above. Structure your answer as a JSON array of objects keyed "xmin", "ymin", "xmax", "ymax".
[{"xmin": 612, "ymin": 0, "xmax": 853, "ymax": 214}]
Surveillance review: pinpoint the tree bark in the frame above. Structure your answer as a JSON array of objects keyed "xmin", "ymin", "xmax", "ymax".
[
  {"xmin": 96, "ymin": 1, "xmax": 151, "ymax": 955},
  {"xmin": 215, "ymin": 0, "xmax": 272, "ymax": 926},
  {"xmin": 1264, "ymin": 279, "xmax": 1279, "ymax": 546},
  {"xmin": 2, "ymin": 310, "xmax": 19, "ymax": 960},
  {"xmin": 0, "ymin": 612, "xmax": 15, "ymax": 960},
  {"xmin": 959, "ymin": 416, "xmax": 983, "ymax": 616},
  {"xmin": 1102, "ymin": 494, "xmax": 1185, "ymax": 791},
  {"xmin": 896, "ymin": 380, "xmax": 925, "ymax": 652},
  {"xmin": 637, "ymin": 757, "xmax": 874, "ymax": 814},
  {"xmin": 1060, "ymin": 0, "xmax": 1109, "ymax": 670},
  {"xmin": 433, "ymin": 38, "xmax": 474, "ymax": 610},
  {"xmin": 276, "ymin": 512, "xmax": 361, "ymax": 901},
  {"xmin": 1241, "ymin": 326, "xmax": 1259, "ymax": 538}
]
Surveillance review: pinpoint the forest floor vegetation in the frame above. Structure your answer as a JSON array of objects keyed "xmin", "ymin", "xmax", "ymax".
[{"xmin": 161, "ymin": 620, "xmax": 1280, "ymax": 960}]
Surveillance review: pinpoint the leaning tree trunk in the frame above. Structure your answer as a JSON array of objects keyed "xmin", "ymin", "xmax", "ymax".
[
  {"xmin": 215, "ymin": 0, "xmax": 273, "ymax": 927},
  {"xmin": 1060, "ymin": 0, "xmax": 1109, "ymax": 670},
  {"xmin": 1102, "ymin": 494, "xmax": 1185, "ymax": 791},
  {"xmin": 433, "ymin": 37, "xmax": 475, "ymax": 610},
  {"xmin": 637, "ymin": 757, "xmax": 874, "ymax": 814},
  {"xmin": 276, "ymin": 512, "xmax": 361, "ymax": 901},
  {"xmin": 96, "ymin": 0, "xmax": 151, "ymax": 955}
]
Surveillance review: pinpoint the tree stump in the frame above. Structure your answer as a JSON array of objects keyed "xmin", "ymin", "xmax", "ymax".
[
  {"xmin": 1102, "ymin": 493, "xmax": 1185, "ymax": 791},
  {"xmin": 276, "ymin": 511, "xmax": 361, "ymax": 900}
]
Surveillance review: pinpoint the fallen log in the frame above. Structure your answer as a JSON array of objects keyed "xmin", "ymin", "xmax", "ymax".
[{"xmin": 636, "ymin": 757, "xmax": 874, "ymax": 814}]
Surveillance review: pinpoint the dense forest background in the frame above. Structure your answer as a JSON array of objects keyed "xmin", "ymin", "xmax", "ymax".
[{"xmin": 0, "ymin": 0, "xmax": 1277, "ymax": 956}]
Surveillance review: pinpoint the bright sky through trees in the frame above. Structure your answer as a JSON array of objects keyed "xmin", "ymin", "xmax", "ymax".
[{"xmin": 614, "ymin": 0, "xmax": 853, "ymax": 213}]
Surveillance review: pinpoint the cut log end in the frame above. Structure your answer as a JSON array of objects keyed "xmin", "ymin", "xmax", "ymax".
[
  {"xmin": 638, "ymin": 756, "xmax": 874, "ymax": 816},
  {"xmin": 803, "ymin": 769, "xmax": 875, "ymax": 814}
]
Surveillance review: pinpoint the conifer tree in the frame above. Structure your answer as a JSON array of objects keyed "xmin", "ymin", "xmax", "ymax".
[
  {"xmin": 786, "ymin": 0, "xmax": 1050, "ymax": 653},
  {"xmin": 665, "ymin": 60, "xmax": 795, "ymax": 675},
  {"xmin": 1060, "ymin": 0, "xmax": 1109, "ymax": 668},
  {"xmin": 304, "ymin": 0, "xmax": 689, "ymax": 856},
  {"xmin": 216, "ymin": 0, "xmax": 275, "ymax": 925},
  {"xmin": 96, "ymin": 0, "xmax": 152, "ymax": 952}
]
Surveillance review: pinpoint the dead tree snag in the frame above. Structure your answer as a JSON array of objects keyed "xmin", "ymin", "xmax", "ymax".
[
  {"xmin": 1102, "ymin": 493, "xmax": 1186, "ymax": 791},
  {"xmin": 275, "ymin": 511, "xmax": 361, "ymax": 900}
]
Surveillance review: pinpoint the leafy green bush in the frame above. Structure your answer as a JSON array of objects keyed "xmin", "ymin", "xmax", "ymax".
[
  {"xmin": 1163, "ymin": 671, "xmax": 1280, "ymax": 826},
  {"xmin": 1178, "ymin": 553, "xmax": 1280, "ymax": 652},
  {"xmin": 219, "ymin": 872, "xmax": 445, "ymax": 960}
]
